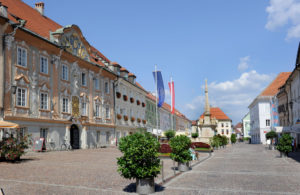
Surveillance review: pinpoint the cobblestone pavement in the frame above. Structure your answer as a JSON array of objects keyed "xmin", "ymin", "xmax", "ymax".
[
  {"xmin": 159, "ymin": 143, "xmax": 300, "ymax": 195},
  {"xmin": 0, "ymin": 147, "xmax": 208, "ymax": 194}
]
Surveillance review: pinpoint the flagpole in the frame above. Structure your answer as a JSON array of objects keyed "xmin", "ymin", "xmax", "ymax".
[
  {"xmin": 155, "ymin": 65, "xmax": 159, "ymax": 141},
  {"xmin": 170, "ymin": 77, "xmax": 174, "ymax": 131}
]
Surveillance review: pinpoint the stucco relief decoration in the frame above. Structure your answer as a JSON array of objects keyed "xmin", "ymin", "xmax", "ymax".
[
  {"xmin": 61, "ymin": 32, "xmax": 90, "ymax": 61},
  {"xmin": 72, "ymin": 96, "xmax": 80, "ymax": 118},
  {"xmin": 70, "ymin": 62, "xmax": 80, "ymax": 96}
]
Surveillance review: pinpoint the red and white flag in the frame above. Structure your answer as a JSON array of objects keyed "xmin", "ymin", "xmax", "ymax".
[{"xmin": 168, "ymin": 79, "xmax": 175, "ymax": 114}]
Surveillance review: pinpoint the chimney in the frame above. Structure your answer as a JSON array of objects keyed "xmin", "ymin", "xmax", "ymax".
[
  {"xmin": 0, "ymin": 3, "xmax": 8, "ymax": 18},
  {"xmin": 35, "ymin": 2, "xmax": 44, "ymax": 15}
]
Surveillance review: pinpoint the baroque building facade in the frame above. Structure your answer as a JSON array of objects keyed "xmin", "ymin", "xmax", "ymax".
[{"xmin": 0, "ymin": 0, "xmax": 117, "ymax": 149}]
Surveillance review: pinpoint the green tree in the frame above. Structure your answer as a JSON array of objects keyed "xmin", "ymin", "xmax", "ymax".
[
  {"xmin": 164, "ymin": 130, "xmax": 176, "ymax": 140},
  {"xmin": 266, "ymin": 131, "xmax": 277, "ymax": 142},
  {"xmin": 191, "ymin": 132, "xmax": 198, "ymax": 138},
  {"xmin": 231, "ymin": 134, "xmax": 237, "ymax": 144},
  {"xmin": 117, "ymin": 132, "xmax": 161, "ymax": 179},
  {"xmin": 221, "ymin": 135, "xmax": 228, "ymax": 146},
  {"xmin": 169, "ymin": 135, "xmax": 192, "ymax": 163},
  {"xmin": 277, "ymin": 133, "xmax": 293, "ymax": 155}
]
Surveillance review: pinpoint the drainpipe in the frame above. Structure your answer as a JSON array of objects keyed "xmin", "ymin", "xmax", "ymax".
[{"xmin": 113, "ymin": 77, "xmax": 119, "ymax": 146}]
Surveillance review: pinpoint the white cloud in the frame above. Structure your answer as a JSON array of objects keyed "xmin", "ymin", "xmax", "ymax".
[
  {"xmin": 265, "ymin": 0, "xmax": 300, "ymax": 39},
  {"xmin": 238, "ymin": 56, "xmax": 250, "ymax": 71},
  {"xmin": 180, "ymin": 70, "xmax": 275, "ymax": 124}
]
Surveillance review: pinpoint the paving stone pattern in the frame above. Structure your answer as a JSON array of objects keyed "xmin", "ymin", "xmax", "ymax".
[{"xmin": 1, "ymin": 143, "xmax": 300, "ymax": 194}]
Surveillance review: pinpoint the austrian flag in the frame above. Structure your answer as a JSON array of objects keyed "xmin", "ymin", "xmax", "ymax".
[{"xmin": 168, "ymin": 80, "xmax": 175, "ymax": 114}]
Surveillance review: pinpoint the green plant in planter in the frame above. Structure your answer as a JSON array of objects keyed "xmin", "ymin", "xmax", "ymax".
[
  {"xmin": 164, "ymin": 130, "xmax": 176, "ymax": 140},
  {"xmin": 266, "ymin": 131, "xmax": 277, "ymax": 143},
  {"xmin": 221, "ymin": 135, "xmax": 228, "ymax": 146},
  {"xmin": 117, "ymin": 132, "xmax": 161, "ymax": 179},
  {"xmin": 277, "ymin": 133, "xmax": 293, "ymax": 155},
  {"xmin": 231, "ymin": 134, "xmax": 237, "ymax": 144},
  {"xmin": 191, "ymin": 132, "xmax": 199, "ymax": 139},
  {"xmin": 169, "ymin": 135, "xmax": 192, "ymax": 163},
  {"xmin": 210, "ymin": 135, "xmax": 220, "ymax": 148}
]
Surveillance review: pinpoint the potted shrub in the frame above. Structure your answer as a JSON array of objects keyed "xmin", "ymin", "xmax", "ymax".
[
  {"xmin": 0, "ymin": 134, "xmax": 31, "ymax": 162},
  {"xmin": 117, "ymin": 132, "xmax": 161, "ymax": 194},
  {"xmin": 169, "ymin": 135, "xmax": 192, "ymax": 172},
  {"xmin": 221, "ymin": 135, "xmax": 228, "ymax": 147},
  {"xmin": 164, "ymin": 130, "xmax": 175, "ymax": 141},
  {"xmin": 191, "ymin": 132, "xmax": 198, "ymax": 139},
  {"xmin": 277, "ymin": 133, "xmax": 293, "ymax": 157},
  {"xmin": 231, "ymin": 134, "xmax": 237, "ymax": 144},
  {"xmin": 124, "ymin": 115, "xmax": 128, "ymax": 121},
  {"xmin": 116, "ymin": 92, "xmax": 121, "ymax": 98},
  {"xmin": 266, "ymin": 131, "xmax": 277, "ymax": 150}
]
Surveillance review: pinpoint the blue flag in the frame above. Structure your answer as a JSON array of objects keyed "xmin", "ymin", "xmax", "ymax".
[{"xmin": 153, "ymin": 71, "xmax": 165, "ymax": 107}]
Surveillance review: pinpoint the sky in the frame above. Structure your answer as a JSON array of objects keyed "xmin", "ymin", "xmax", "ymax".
[{"xmin": 24, "ymin": 0, "xmax": 300, "ymax": 124}]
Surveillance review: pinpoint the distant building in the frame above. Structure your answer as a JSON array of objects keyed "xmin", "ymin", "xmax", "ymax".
[
  {"xmin": 234, "ymin": 123, "xmax": 243, "ymax": 139},
  {"xmin": 242, "ymin": 112, "xmax": 251, "ymax": 138},
  {"xmin": 248, "ymin": 72, "xmax": 291, "ymax": 144}
]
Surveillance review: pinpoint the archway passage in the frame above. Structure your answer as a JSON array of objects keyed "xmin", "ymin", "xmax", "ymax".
[{"xmin": 70, "ymin": 124, "xmax": 80, "ymax": 149}]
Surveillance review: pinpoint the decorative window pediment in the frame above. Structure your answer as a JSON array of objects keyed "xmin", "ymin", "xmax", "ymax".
[{"xmin": 15, "ymin": 74, "xmax": 30, "ymax": 84}]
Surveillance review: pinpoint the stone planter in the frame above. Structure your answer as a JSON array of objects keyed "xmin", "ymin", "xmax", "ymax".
[
  {"xmin": 178, "ymin": 162, "xmax": 190, "ymax": 172},
  {"xmin": 280, "ymin": 152, "xmax": 287, "ymax": 158},
  {"xmin": 136, "ymin": 177, "xmax": 155, "ymax": 195}
]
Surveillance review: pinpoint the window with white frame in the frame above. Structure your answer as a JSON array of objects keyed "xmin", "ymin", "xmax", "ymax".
[
  {"xmin": 61, "ymin": 64, "xmax": 68, "ymax": 81},
  {"xmin": 81, "ymin": 102, "xmax": 87, "ymax": 116},
  {"xmin": 94, "ymin": 78, "xmax": 99, "ymax": 90},
  {"xmin": 105, "ymin": 81, "xmax": 109, "ymax": 94},
  {"xmin": 16, "ymin": 88, "xmax": 27, "ymax": 107},
  {"xmin": 105, "ymin": 105, "xmax": 110, "ymax": 119},
  {"xmin": 40, "ymin": 56, "xmax": 48, "ymax": 74},
  {"xmin": 266, "ymin": 119, "xmax": 270, "ymax": 126},
  {"xmin": 40, "ymin": 92, "xmax": 48, "ymax": 110},
  {"xmin": 62, "ymin": 98, "xmax": 69, "ymax": 113},
  {"xmin": 95, "ymin": 104, "xmax": 100, "ymax": 117},
  {"xmin": 17, "ymin": 47, "xmax": 27, "ymax": 67},
  {"xmin": 81, "ymin": 72, "xmax": 87, "ymax": 86}
]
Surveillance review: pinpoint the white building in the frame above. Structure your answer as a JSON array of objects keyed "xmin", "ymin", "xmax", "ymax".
[{"xmin": 249, "ymin": 72, "xmax": 291, "ymax": 144}]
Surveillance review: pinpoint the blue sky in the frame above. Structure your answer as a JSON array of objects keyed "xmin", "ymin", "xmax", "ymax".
[{"xmin": 25, "ymin": 0, "xmax": 299, "ymax": 124}]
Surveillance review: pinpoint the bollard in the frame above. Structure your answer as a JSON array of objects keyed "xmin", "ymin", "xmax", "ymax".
[
  {"xmin": 161, "ymin": 161, "xmax": 164, "ymax": 182},
  {"xmin": 173, "ymin": 160, "xmax": 176, "ymax": 176}
]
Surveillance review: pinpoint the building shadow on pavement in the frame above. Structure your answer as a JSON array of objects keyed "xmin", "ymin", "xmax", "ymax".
[
  {"xmin": 287, "ymin": 151, "xmax": 300, "ymax": 163},
  {"xmin": 123, "ymin": 183, "xmax": 165, "ymax": 193},
  {"xmin": 0, "ymin": 157, "xmax": 36, "ymax": 164}
]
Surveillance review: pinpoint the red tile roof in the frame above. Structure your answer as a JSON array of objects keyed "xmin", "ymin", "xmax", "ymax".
[
  {"xmin": 234, "ymin": 122, "xmax": 242, "ymax": 129},
  {"xmin": 128, "ymin": 73, "xmax": 136, "ymax": 77},
  {"xmin": 259, "ymin": 72, "xmax": 291, "ymax": 97},
  {"xmin": 2, "ymin": 0, "xmax": 62, "ymax": 40},
  {"xmin": 120, "ymin": 67, "xmax": 129, "ymax": 72},
  {"xmin": 200, "ymin": 107, "xmax": 231, "ymax": 120}
]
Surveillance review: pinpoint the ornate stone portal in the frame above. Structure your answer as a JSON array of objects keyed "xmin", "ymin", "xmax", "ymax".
[{"xmin": 197, "ymin": 80, "xmax": 217, "ymax": 143}]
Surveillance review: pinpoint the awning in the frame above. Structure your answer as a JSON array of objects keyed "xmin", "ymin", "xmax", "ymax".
[{"xmin": 0, "ymin": 121, "xmax": 20, "ymax": 128}]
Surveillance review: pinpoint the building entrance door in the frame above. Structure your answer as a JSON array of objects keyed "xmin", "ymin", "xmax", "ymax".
[{"xmin": 70, "ymin": 124, "xmax": 80, "ymax": 149}]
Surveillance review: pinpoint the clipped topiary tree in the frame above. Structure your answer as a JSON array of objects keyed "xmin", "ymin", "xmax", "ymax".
[
  {"xmin": 164, "ymin": 130, "xmax": 176, "ymax": 140},
  {"xmin": 169, "ymin": 135, "xmax": 192, "ymax": 172},
  {"xmin": 117, "ymin": 132, "xmax": 161, "ymax": 194},
  {"xmin": 191, "ymin": 132, "xmax": 199, "ymax": 139},
  {"xmin": 277, "ymin": 133, "xmax": 293, "ymax": 157},
  {"xmin": 231, "ymin": 134, "xmax": 237, "ymax": 144},
  {"xmin": 221, "ymin": 135, "xmax": 228, "ymax": 147}
]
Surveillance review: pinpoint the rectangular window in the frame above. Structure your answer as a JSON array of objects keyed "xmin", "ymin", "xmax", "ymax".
[
  {"xmin": 105, "ymin": 81, "xmax": 109, "ymax": 94},
  {"xmin": 106, "ymin": 105, "xmax": 110, "ymax": 119},
  {"xmin": 40, "ymin": 56, "xmax": 48, "ymax": 74},
  {"xmin": 81, "ymin": 72, "xmax": 86, "ymax": 86},
  {"xmin": 40, "ymin": 92, "xmax": 48, "ymax": 110},
  {"xmin": 61, "ymin": 64, "xmax": 68, "ymax": 81},
  {"xmin": 95, "ymin": 104, "xmax": 100, "ymax": 117},
  {"xmin": 94, "ymin": 78, "xmax": 99, "ymax": 90},
  {"xmin": 266, "ymin": 119, "xmax": 270, "ymax": 126},
  {"xmin": 62, "ymin": 98, "xmax": 69, "ymax": 113},
  {"xmin": 17, "ymin": 47, "xmax": 27, "ymax": 67},
  {"xmin": 221, "ymin": 123, "xmax": 224, "ymax": 127},
  {"xmin": 16, "ymin": 88, "xmax": 27, "ymax": 107},
  {"xmin": 82, "ymin": 102, "xmax": 87, "ymax": 116}
]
